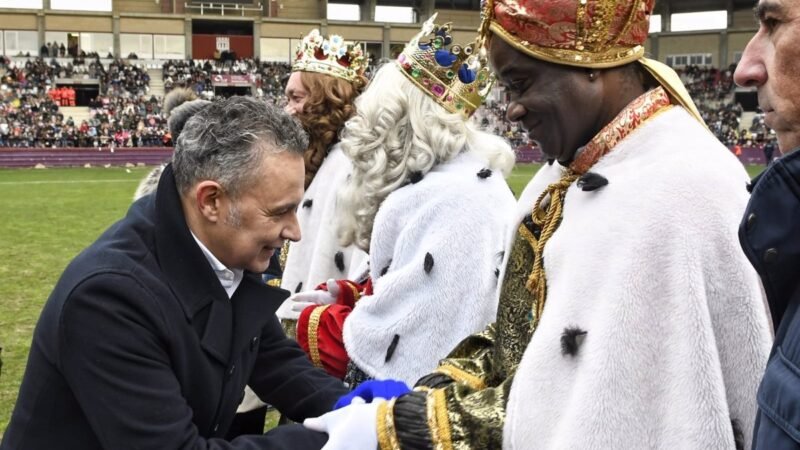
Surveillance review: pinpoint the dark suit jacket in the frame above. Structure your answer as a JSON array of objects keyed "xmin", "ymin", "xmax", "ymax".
[
  {"xmin": 2, "ymin": 165, "xmax": 347, "ymax": 449},
  {"xmin": 742, "ymin": 149, "xmax": 800, "ymax": 450}
]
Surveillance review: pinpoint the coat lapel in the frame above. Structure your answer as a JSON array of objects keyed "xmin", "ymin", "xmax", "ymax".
[{"xmin": 152, "ymin": 164, "xmax": 233, "ymax": 365}]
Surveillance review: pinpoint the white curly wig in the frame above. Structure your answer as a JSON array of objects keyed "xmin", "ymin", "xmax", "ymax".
[{"xmin": 337, "ymin": 62, "xmax": 516, "ymax": 252}]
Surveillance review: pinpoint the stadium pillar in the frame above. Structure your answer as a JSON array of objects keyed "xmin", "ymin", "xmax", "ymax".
[
  {"xmin": 659, "ymin": 0, "xmax": 670, "ymax": 35},
  {"xmin": 382, "ymin": 24, "xmax": 390, "ymax": 59},
  {"xmin": 37, "ymin": 13, "xmax": 44, "ymax": 49},
  {"xmin": 318, "ymin": 0, "xmax": 328, "ymax": 21},
  {"xmin": 360, "ymin": 0, "xmax": 376, "ymax": 22},
  {"xmin": 113, "ymin": 16, "xmax": 120, "ymax": 59},
  {"xmin": 254, "ymin": 20, "xmax": 261, "ymax": 61},
  {"xmin": 185, "ymin": 18, "xmax": 192, "ymax": 59},
  {"xmin": 719, "ymin": 30, "xmax": 728, "ymax": 67},
  {"xmin": 420, "ymin": 0, "xmax": 435, "ymax": 22}
]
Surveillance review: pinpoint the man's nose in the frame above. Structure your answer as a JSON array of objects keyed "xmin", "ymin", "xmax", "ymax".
[
  {"xmin": 733, "ymin": 36, "xmax": 767, "ymax": 88},
  {"xmin": 505, "ymin": 102, "xmax": 526, "ymax": 122}
]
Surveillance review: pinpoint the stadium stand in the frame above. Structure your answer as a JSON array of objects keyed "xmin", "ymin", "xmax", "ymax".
[{"xmin": 0, "ymin": 0, "xmax": 773, "ymax": 166}]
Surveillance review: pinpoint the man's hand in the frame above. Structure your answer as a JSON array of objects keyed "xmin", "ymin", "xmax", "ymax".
[
  {"xmin": 304, "ymin": 397, "xmax": 382, "ymax": 450},
  {"xmin": 290, "ymin": 279, "xmax": 340, "ymax": 312}
]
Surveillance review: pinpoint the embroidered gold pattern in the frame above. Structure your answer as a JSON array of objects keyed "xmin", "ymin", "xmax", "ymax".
[
  {"xmin": 436, "ymin": 364, "xmax": 488, "ymax": 390},
  {"xmin": 571, "ymin": 87, "xmax": 672, "ymax": 174},
  {"xmin": 377, "ymin": 398, "xmax": 401, "ymax": 450},
  {"xmin": 307, "ymin": 304, "xmax": 331, "ymax": 369},
  {"xmin": 433, "ymin": 389, "xmax": 454, "ymax": 450}
]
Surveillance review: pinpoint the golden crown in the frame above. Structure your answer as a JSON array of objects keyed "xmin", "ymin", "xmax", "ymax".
[
  {"xmin": 396, "ymin": 14, "xmax": 494, "ymax": 118},
  {"xmin": 292, "ymin": 29, "xmax": 368, "ymax": 86}
]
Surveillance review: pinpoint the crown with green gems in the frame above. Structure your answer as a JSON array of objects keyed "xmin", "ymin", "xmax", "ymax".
[
  {"xmin": 395, "ymin": 14, "xmax": 494, "ymax": 118},
  {"xmin": 293, "ymin": 29, "xmax": 368, "ymax": 87}
]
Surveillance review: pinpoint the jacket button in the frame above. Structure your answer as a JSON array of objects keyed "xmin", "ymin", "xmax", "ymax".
[
  {"xmin": 250, "ymin": 336, "xmax": 259, "ymax": 351},
  {"xmin": 228, "ymin": 365, "xmax": 236, "ymax": 377},
  {"xmin": 213, "ymin": 423, "xmax": 219, "ymax": 433},
  {"xmin": 764, "ymin": 248, "xmax": 778, "ymax": 264},
  {"xmin": 746, "ymin": 213, "xmax": 756, "ymax": 231}
]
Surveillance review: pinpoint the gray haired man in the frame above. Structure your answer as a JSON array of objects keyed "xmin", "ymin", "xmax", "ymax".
[{"xmin": 2, "ymin": 96, "xmax": 347, "ymax": 449}]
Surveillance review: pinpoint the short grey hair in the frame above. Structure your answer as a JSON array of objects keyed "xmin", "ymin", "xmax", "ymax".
[{"xmin": 172, "ymin": 96, "xmax": 308, "ymax": 197}]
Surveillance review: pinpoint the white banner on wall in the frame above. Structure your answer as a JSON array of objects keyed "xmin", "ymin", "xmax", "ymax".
[{"xmin": 216, "ymin": 37, "xmax": 230, "ymax": 52}]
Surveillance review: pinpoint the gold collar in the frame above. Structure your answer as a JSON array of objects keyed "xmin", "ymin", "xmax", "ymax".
[{"xmin": 570, "ymin": 87, "xmax": 672, "ymax": 175}]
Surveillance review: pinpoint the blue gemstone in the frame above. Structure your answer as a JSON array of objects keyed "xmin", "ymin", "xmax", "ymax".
[{"xmin": 457, "ymin": 63, "xmax": 476, "ymax": 83}]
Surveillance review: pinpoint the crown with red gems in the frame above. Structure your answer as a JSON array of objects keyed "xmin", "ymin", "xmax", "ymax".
[
  {"xmin": 395, "ymin": 14, "xmax": 494, "ymax": 118},
  {"xmin": 293, "ymin": 29, "xmax": 368, "ymax": 87}
]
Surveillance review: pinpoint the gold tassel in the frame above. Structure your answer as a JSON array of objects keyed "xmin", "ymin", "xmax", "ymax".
[{"xmin": 525, "ymin": 170, "xmax": 579, "ymax": 328}]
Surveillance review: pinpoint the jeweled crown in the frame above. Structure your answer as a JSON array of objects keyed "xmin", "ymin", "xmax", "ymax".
[
  {"xmin": 396, "ymin": 14, "xmax": 494, "ymax": 118},
  {"xmin": 293, "ymin": 29, "xmax": 368, "ymax": 86}
]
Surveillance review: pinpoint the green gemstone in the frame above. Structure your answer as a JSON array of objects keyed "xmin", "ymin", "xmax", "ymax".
[
  {"xmin": 446, "ymin": 70, "xmax": 455, "ymax": 79},
  {"xmin": 411, "ymin": 68, "xmax": 421, "ymax": 78},
  {"xmin": 433, "ymin": 37, "xmax": 443, "ymax": 49},
  {"xmin": 478, "ymin": 72, "xmax": 486, "ymax": 81},
  {"xmin": 455, "ymin": 103, "xmax": 463, "ymax": 109}
]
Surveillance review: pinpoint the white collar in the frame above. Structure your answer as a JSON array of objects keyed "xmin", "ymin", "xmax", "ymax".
[{"xmin": 191, "ymin": 231, "xmax": 244, "ymax": 299}]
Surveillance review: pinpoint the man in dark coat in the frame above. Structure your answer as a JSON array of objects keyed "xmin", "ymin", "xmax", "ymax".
[
  {"xmin": 734, "ymin": 1, "xmax": 800, "ymax": 449},
  {"xmin": 1, "ymin": 96, "xmax": 348, "ymax": 449}
]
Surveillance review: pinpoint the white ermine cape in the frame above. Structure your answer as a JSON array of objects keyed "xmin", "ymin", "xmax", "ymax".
[
  {"xmin": 280, "ymin": 144, "xmax": 368, "ymax": 298},
  {"xmin": 503, "ymin": 107, "xmax": 772, "ymax": 449},
  {"xmin": 344, "ymin": 151, "xmax": 517, "ymax": 385}
]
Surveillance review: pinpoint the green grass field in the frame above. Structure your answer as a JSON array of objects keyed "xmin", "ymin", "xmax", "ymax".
[{"xmin": 0, "ymin": 162, "xmax": 766, "ymax": 435}]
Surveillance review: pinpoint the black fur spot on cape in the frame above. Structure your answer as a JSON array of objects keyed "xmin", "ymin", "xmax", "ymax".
[
  {"xmin": 424, "ymin": 253, "xmax": 434, "ymax": 274},
  {"xmin": 380, "ymin": 260, "xmax": 392, "ymax": 277},
  {"xmin": 477, "ymin": 168, "xmax": 492, "ymax": 179},
  {"xmin": 295, "ymin": 282, "xmax": 303, "ymax": 293},
  {"xmin": 577, "ymin": 172, "xmax": 609, "ymax": 192},
  {"xmin": 560, "ymin": 327, "xmax": 587, "ymax": 357},
  {"xmin": 732, "ymin": 419, "xmax": 744, "ymax": 450},
  {"xmin": 385, "ymin": 334, "xmax": 400, "ymax": 362},
  {"xmin": 494, "ymin": 268, "xmax": 500, "ymax": 278},
  {"xmin": 302, "ymin": 199, "xmax": 313, "ymax": 208},
  {"xmin": 409, "ymin": 171, "xmax": 423, "ymax": 184},
  {"xmin": 334, "ymin": 251, "xmax": 345, "ymax": 272}
]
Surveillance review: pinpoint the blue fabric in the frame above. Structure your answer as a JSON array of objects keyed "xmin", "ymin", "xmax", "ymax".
[
  {"xmin": 741, "ymin": 148, "xmax": 800, "ymax": 450},
  {"xmin": 334, "ymin": 379, "xmax": 411, "ymax": 410}
]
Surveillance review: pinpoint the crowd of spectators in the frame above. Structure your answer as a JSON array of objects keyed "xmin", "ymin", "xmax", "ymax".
[
  {"xmin": 0, "ymin": 56, "xmax": 777, "ymax": 152},
  {"xmin": 0, "ymin": 56, "xmax": 166, "ymax": 147},
  {"xmin": 161, "ymin": 59, "xmax": 289, "ymax": 103}
]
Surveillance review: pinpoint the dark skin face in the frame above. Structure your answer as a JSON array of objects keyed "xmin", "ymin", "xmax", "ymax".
[{"xmin": 489, "ymin": 36, "xmax": 646, "ymax": 164}]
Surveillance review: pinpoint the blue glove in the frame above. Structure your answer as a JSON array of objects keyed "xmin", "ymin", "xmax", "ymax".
[{"xmin": 334, "ymin": 379, "xmax": 411, "ymax": 410}]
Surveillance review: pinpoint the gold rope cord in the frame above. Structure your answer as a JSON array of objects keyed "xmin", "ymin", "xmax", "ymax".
[{"xmin": 525, "ymin": 171, "xmax": 579, "ymax": 328}]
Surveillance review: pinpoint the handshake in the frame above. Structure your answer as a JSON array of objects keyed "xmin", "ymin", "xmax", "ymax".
[{"xmin": 304, "ymin": 379, "xmax": 411, "ymax": 450}]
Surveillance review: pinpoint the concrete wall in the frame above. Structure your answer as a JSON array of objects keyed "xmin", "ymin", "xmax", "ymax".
[
  {"xmin": 655, "ymin": 32, "xmax": 720, "ymax": 63},
  {"xmin": 435, "ymin": 9, "xmax": 481, "ymax": 29},
  {"xmin": 45, "ymin": 15, "xmax": 113, "ymax": 33},
  {"xmin": 276, "ymin": 0, "xmax": 322, "ymax": 20},
  {"xmin": 0, "ymin": 13, "xmax": 37, "ymax": 30},
  {"xmin": 115, "ymin": 0, "xmax": 161, "ymax": 14},
  {"xmin": 120, "ymin": 17, "xmax": 184, "ymax": 35}
]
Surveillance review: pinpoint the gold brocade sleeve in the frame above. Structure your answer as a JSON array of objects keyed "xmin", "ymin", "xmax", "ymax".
[{"xmin": 377, "ymin": 224, "xmax": 541, "ymax": 450}]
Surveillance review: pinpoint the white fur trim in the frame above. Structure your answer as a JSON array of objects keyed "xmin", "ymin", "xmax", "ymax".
[
  {"xmin": 278, "ymin": 145, "xmax": 368, "ymax": 313},
  {"xmin": 343, "ymin": 152, "xmax": 517, "ymax": 385},
  {"xmin": 503, "ymin": 107, "xmax": 772, "ymax": 449}
]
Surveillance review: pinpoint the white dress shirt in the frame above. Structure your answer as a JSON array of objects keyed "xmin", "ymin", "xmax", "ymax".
[{"xmin": 191, "ymin": 232, "xmax": 243, "ymax": 299}]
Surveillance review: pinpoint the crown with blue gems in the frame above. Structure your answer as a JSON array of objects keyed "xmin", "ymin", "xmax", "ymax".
[
  {"xmin": 395, "ymin": 14, "xmax": 494, "ymax": 118},
  {"xmin": 293, "ymin": 29, "xmax": 368, "ymax": 87}
]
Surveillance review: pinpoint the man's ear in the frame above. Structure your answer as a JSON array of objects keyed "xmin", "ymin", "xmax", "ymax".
[{"xmin": 194, "ymin": 181, "xmax": 224, "ymax": 223}]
